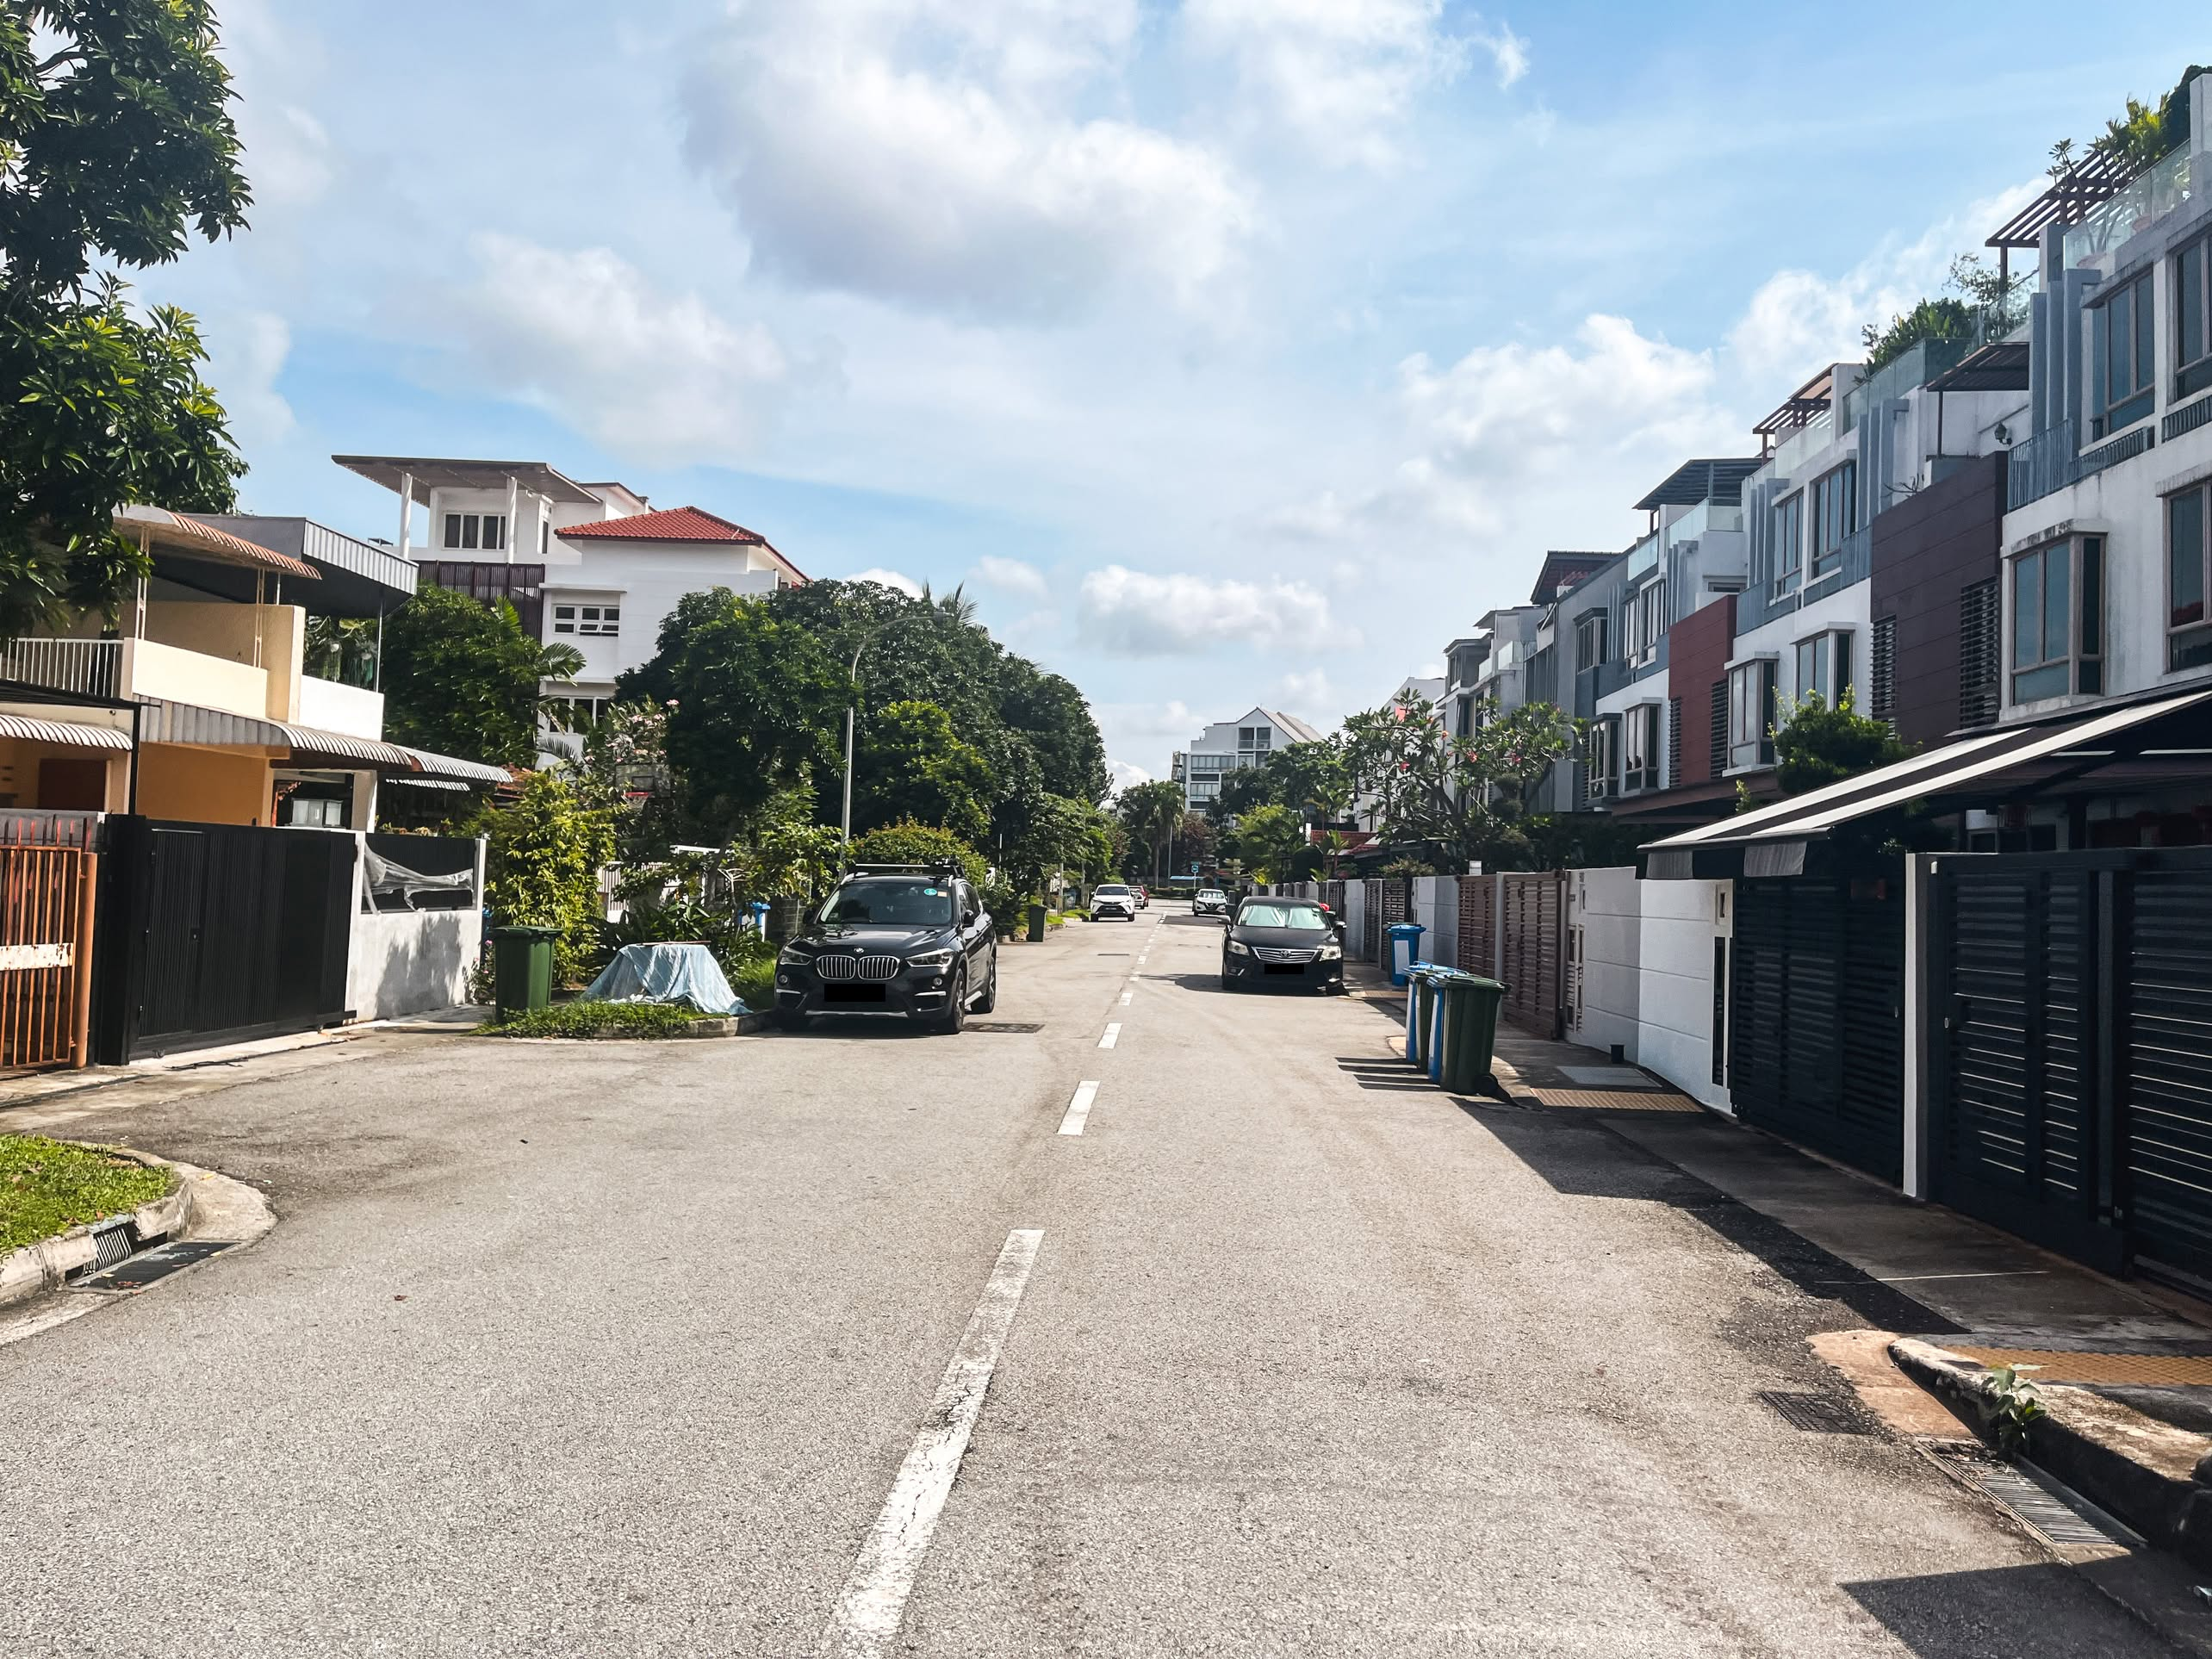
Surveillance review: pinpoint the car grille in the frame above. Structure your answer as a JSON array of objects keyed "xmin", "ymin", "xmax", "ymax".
[
  {"xmin": 1254, "ymin": 947, "xmax": 1316, "ymax": 965},
  {"xmin": 816, "ymin": 953, "xmax": 902, "ymax": 982}
]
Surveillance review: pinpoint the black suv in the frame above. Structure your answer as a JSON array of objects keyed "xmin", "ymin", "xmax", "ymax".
[{"xmin": 772, "ymin": 865, "xmax": 997, "ymax": 1034}]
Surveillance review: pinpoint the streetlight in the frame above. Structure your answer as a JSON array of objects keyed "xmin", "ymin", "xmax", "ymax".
[{"xmin": 841, "ymin": 640, "xmax": 867, "ymax": 841}]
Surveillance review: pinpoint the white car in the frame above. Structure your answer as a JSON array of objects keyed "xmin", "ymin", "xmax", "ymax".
[
  {"xmin": 1193, "ymin": 888, "xmax": 1230, "ymax": 916},
  {"xmin": 1090, "ymin": 884, "xmax": 1139, "ymax": 921}
]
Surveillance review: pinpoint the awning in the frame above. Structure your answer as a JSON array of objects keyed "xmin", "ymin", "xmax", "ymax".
[
  {"xmin": 115, "ymin": 506, "xmax": 319, "ymax": 581},
  {"xmin": 382, "ymin": 774, "xmax": 470, "ymax": 791},
  {"xmin": 392, "ymin": 745, "xmax": 510, "ymax": 784},
  {"xmin": 137, "ymin": 699, "xmax": 411, "ymax": 767},
  {"xmin": 0, "ymin": 712, "xmax": 133, "ymax": 750},
  {"xmin": 1644, "ymin": 688, "xmax": 2212, "ymax": 875}
]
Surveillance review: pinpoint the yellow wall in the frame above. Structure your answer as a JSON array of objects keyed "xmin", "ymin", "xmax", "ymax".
[
  {"xmin": 135, "ymin": 744, "xmax": 272, "ymax": 826},
  {"xmin": 142, "ymin": 601, "xmax": 305, "ymax": 721},
  {"xmin": 0, "ymin": 737, "xmax": 126, "ymax": 811}
]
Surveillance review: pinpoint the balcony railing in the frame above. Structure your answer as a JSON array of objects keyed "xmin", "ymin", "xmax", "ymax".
[
  {"xmin": 2006, "ymin": 415, "xmax": 2163, "ymax": 512},
  {"xmin": 2062, "ymin": 146, "xmax": 2194, "ymax": 270},
  {"xmin": 0, "ymin": 637, "xmax": 122, "ymax": 699}
]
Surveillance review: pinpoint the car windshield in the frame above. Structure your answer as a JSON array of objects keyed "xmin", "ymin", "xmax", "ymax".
[
  {"xmin": 817, "ymin": 879, "xmax": 955, "ymax": 928},
  {"xmin": 1199, "ymin": 890, "xmax": 1225, "ymax": 899},
  {"xmin": 1240, "ymin": 902, "xmax": 1325, "ymax": 930},
  {"xmin": 1097, "ymin": 885, "xmax": 1130, "ymax": 895}
]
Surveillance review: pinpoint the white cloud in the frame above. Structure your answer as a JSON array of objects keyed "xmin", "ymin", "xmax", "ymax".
[
  {"xmin": 1274, "ymin": 668, "xmax": 1336, "ymax": 719},
  {"xmin": 1471, "ymin": 22, "xmax": 1529, "ymax": 88},
  {"xmin": 1183, "ymin": 0, "xmax": 1476, "ymax": 167},
  {"xmin": 850, "ymin": 567, "xmax": 924, "ymax": 597},
  {"xmin": 447, "ymin": 235, "xmax": 792, "ymax": 464},
  {"xmin": 971, "ymin": 554, "xmax": 1049, "ymax": 599},
  {"xmin": 1078, "ymin": 564, "xmax": 1339, "ymax": 656},
  {"xmin": 203, "ymin": 311, "xmax": 295, "ymax": 452},
  {"xmin": 680, "ymin": 0, "xmax": 1252, "ymax": 320},
  {"xmin": 1107, "ymin": 758, "xmax": 1153, "ymax": 796}
]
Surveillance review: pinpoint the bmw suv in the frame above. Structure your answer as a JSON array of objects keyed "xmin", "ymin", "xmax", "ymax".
[{"xmin": 773, "ymin": 865, "xmax": 997, "ymax": 1034}]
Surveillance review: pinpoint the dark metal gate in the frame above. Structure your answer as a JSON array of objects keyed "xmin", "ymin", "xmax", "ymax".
[
  {"xmin": 1930, "ymin": 849, "xmax": 2212, "ymax": 1284},
  {"xmin": 1730, "ymin": 873, "xmax": 1904, "ymax": 1183},
  {"xmin": 1500, "ymin": 872, "xmax": 1565, "ymax": 1037},
  {"xmin": 1457, "ymin": 874, "xmax": 1497, "ymax": 979},
  {"xmin": 95, "ymin": 817, "xmax": 356, "ymax": 1062},
  {"xmin": 1363, "ymin": 878, "xmax": 1410, "ymax": 963}
]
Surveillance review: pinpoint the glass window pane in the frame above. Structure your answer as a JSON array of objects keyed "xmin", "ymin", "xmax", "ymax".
[
  {"xmin": 2136, "ymin": 275, "xmax": 2157, "ymax": 388},
  {"xmin": 2177, "ymin": 492, "xmax": 2209, "ymax": 629},
  {"xmin": 2080, "ymin": 537, "xmax": 2102, "ymax": 657},
  {"xmin": 2184, "ymin": 243, "xmax": 2207, "ymax": 368},
  {"xmin": 2044, "ymin": 545, "xmax": 2070, "ymax": 668},
  {"xmin": 461, "ymin": 515, "xmax": 479, "ymax": 550},
  {"xmin": 443, "ymin": 513, "xmax": 462, "ymax": 549},
  {"xmin": 2014, "ymin": 552, "xmax": 2040, "ymax": 668},
  {"xmin": 2109, "ymin": 287, "xmax": 2132, "ymax": 401},
  {"xmin": 2015, "ymin": 662, "xmax": 2068, "ymax": 701}
]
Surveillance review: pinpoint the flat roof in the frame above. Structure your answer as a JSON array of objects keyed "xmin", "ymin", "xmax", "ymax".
[
  {"xmin": 1634, "ymin": 457, "xmax": 1765, "ymax": 513},
  {"xmin": 332, "ymin": 456, "xmax": 606, "ymax": 506},
  {"xmin": 1924, "ymin": 342, "xmax": 2032, "ymax": 394}
]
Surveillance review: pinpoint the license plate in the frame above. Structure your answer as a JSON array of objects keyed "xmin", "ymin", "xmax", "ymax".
[
  {"xmin": 824, "ymin": 984, "xmax": 887, "ymax": 1003},
  {"xmin": 1264, "ymin": 964, "xmax": 1305, "ymax": 976}
]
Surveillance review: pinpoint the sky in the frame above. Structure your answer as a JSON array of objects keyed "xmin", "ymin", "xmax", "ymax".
[{"xmin": 157, "ymin": 1, "xmax": 2196, "ymax": 792}]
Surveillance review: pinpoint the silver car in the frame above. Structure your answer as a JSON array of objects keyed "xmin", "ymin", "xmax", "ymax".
[{"xmin": 1193, "ymin": 887, "xmax": 1230, "ymax": 916}]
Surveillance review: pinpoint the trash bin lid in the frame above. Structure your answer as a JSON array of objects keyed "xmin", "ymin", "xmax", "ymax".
[{"xmin": 490, "ymin": 924, "xmax": 561, "ymax": 940}]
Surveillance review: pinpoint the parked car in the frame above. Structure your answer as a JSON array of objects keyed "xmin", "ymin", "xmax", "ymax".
[
  {"xmin": 772, "ymin": 863, "xmax": 996, "ymax": 1034},
  {"xmin": 1193, "ymin": 888, "xmax": 1230, "ymax": 916},
  {"xmin": 1133, "ymin": 885, "xmax": 1149, "ymax": 909},
  {"xmin": 1090, "ymin": 883, "xmax": 1139, "ymax": 922},
  {"xmin": 1221, "ymin": 896, "xmax": 1345, "ymax": 993}
]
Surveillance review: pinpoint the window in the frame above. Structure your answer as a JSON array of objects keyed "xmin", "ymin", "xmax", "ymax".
[
  {"xmin": 1793, "ymin": 630, "xmax": 1852, "ymax": 710},
  {"xmin": 2094, "ymin": 270, "xmax": 2155, "ymax": 437},
  {"xmin": 1772, "ymin": 494, "xmax": 1803, "ymax": 596},
  {"xmin": 540, "ymin": 518, "xmax": 551, "ymax": 556},
  {"xmin": 1727, "ymin": 660, "xmax": 1777, "ymax": 771},
  {"xmin": 1575, "ymin": 612, "xmax": 1608, "ymax": 668},
  {"xmin": 1630, "ymin": 579, "xmax": 1666, "ymax": 662},
  {"xmin": 551, "ymin": 603, "xmax": 620, "ymax": 637},
  {"xmin": 2180, "ymin": 233, "xmax": 2211, "ymax": 400},
  {"xmin": 1237, "ymin": 725, "xmax": 1271, "ymax": 752},
  {"xmin": 442, "ymin": 512, "xmax": 506, "ymax": 552},
  {"xmin": 1622, "ymin": 705, "xmax": 1662, "ymax": 793},
  {"xmin": 2172, "ymin": 485, "xmax": 2212, "ymax": 671},
  {"xmin": 2010, "ymin": 537, "xmax": 2103, "ymax": 702},
  {"xmin": 1586, "ymin": 718, "xmax": 1618, "ymax": 801},
  {"xmin": 1809, "ymin": 462, "xmax": 1857, "ymax": 580}
]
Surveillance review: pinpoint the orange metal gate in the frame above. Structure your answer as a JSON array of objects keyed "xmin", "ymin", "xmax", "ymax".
[
  {"xmin": 0, "ymin": 845, "xmax": 96, "ymax": 1070},
  {"xmin": 1500, "ymin": 871, "xmax": 1567, "ymax": 1038}
]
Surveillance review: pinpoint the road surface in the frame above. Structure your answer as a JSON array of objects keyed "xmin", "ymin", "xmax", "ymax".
[{"xmin": 0, "ymin": 906, "xmax": 2173, "ymax": 1656}]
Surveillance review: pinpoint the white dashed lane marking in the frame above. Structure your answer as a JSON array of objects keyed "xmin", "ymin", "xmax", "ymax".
[
  {"xmin": 1099, "ymin": 1023, "xmax": 1121, "ymax": 1050},
  {"xmin": 1058, "ymin": 1080, "xmax": 1099, "ymax": 1136}
]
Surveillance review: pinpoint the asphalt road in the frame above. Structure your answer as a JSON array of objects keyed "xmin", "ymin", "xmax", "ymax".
[{"xmin": 0, "ymin": 905, "xmax": 2176, "ymax": 1657}]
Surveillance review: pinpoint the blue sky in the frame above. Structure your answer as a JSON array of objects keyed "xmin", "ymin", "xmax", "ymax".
[{"xmin": 160, "ymin": 1, "xmax": 2195, "ymax": 788}]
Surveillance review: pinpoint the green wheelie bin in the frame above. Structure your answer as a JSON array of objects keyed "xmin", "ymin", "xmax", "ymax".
[
  {"xmin": 490, "ymin": 924, "xmax": 557, "ymax": 1020},
  {"xmin": 1438, "ymin": 974, "xmax": 1507, "ymax": 1095}
]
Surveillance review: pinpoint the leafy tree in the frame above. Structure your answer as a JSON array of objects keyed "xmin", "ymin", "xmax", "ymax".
[
  {"xmin": 1233, "ymin": 803, "xmax": 1306, "ymax": 883},
  {"xmin": 619, "ymin": 587, "xmax": 851, "ymax": 837},
  {"xmin": 1340, "ymin": 695, "xmax": 1575, "ymax": 867},
  {"xmin": 479, "ymin": 771, "xmax": 616, "ymax": 985},
  {"xmin": 847, "ymin": 820, "xmax": 988, "ymax": 892},
  {"xmin": 382, "ymin": 586, "xmax": 584, "ymax": 768},
  {"xmin": 1175, "ymin": 810, "xmax": 1216, "ymax": 873},
  {"xmin": 0, "ymin": 1, "xmax": 255, "ymax": 639},
  {"xmin": 1003, "ymin": 792, "xmax": 1115, "ymax": 896},
  {"xmin": 854, "ymin": 699, "xmax": 994, "ymax": 842},
  {"xmin": 1769, "ymin": 688, "xmax": 1913, "ymax": 799},
  {"xmin": 1115, "ymin": 778, "xmax": 1185, "ymax": 882}
]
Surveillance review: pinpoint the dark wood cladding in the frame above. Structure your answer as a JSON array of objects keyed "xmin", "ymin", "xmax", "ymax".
[
  {"xmin": 1869, "ymin": 454, "xmax": 2004, "ymax": 749},
  {"xmin": 1665, "ymin": 594, "xmax": 1737, "ymax": 788}
]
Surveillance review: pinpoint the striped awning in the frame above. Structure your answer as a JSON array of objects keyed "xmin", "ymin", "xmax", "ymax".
[
  {"xmin": 392, "ymin": 745, "xmax": 510, "ymax": 784},
  {"xmin": 114, "ymin": 506, "xmax": 319, "ymax": 581},
  {"xmin": 0, "ymin": 713, "xmax": 133, "ymax": 750}
]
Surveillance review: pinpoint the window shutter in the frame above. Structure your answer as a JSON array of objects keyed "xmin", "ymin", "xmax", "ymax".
[
  {"xmin": 1709, "ymin": 680, "xmax": 1728, "ymax": 780},
  {"xmin": 1667, "ymin": 697, "xmax": 1681, "ymax": 789},
  {"xmin": 1959, "ymin": 579, "xmax": 2000, "ymax": 729},
  {"xmin": 1870, "ymin": 616, "xmax": 1897, "ymax": 730}
]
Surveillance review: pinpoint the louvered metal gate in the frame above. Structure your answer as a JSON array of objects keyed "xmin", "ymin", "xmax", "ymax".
[
  {"xmin": 1363, "ymin": 878, "xmax": 1410, "ymax": 964},
  {"xmin": 0, "ymin": 844, "xmax": 97, "ymax": 1070},
  {"xmin": 1729, "ymin": 873, "xmax": 1904, "ymax": 1183},
  {"xmin": 1499, "ymin": 872, "xmax": 1565, "ymax": 1037},
  {"xmin": 1929, "ymin": 850, "xmax": 2212, "ymax": 1283},
  {"xmin": 1457, "ymin": 873, "xmax": 1497, "ymax": 979}
]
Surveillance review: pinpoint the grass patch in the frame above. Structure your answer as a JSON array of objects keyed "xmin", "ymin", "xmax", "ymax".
[
  {"xmin": 479, "ymin": 1000, "xmax": 712, "ymax": 1039},
  {"xmin": 730, "ymin": 956, "xmax": 775, "ymax": 1013},
  {"xmin": 0, "ymin": 1135, "xmax": 174, "ymax": 1254}
]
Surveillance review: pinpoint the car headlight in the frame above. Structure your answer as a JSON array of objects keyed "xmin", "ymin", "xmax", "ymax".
[
  {"xmin": 1226, "ymin": 939, "xmax": 1252, "ymax": 956},
  {"xmin": 1318, "ymin": 942, "xmax": 1342, "ymax": 960},
  {"xmin": 907, "ymin": 948, "xmax": 954, "ymax": 967},
  {"xmin": 777, "ymin": 946, "xmax": 812, "ymax": 966}
]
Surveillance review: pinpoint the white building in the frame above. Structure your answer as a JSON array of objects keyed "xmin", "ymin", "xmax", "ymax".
[
  {"xmin": 1170, "ymin": 706, "xmax": 1323, "ymax": 810},
  {"xmin": 332, "ymin": 457, "xmax": 806, "ymax": 747}
]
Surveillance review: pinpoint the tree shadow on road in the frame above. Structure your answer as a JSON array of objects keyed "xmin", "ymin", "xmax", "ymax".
[{"xmin": 1840, "ymin": 1563, "xmax": 2129, "ymax": 1656}]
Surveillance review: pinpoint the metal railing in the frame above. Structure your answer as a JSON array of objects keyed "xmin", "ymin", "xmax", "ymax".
[
  {"xmin": 0, "ymin": 637, "xmax": 123, "ymax": 699},
  {"xmin": 2062, "ymin": 146, "xmax": 2194, "ymax": 270}
]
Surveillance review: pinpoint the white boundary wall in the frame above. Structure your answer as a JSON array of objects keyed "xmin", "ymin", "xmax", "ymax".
[
  {"xmin": 1568, "ymin": 867, "xmax": 1642, "ymax": 1061},
  {"xmin": 1634, "ymin": 877, "xmax": 1731, "ymax": 1112},
  {"xmin": 1414, "ymin": 876, "xmax": 1457, "ymax": 968}
]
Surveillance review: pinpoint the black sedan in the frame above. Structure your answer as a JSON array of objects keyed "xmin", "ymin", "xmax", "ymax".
[{"xmin": 1220, "ymin": 897, "xmax": 1345, "ymax": 993}]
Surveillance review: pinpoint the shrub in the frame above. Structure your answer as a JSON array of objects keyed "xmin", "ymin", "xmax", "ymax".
[
  {"xmin": 480, "ymin": 1000, "xmax": 703, "ymax": 1039},
  {"xmin": 730, "ymin": 954, "xmax": 776, "ymax": 1013},
  {"xmin": 480, "ymin": 771, "xmax": 615, "ymax": 985}
]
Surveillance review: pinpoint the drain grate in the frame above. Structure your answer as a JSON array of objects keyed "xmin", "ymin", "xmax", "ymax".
[
  {"xmin": 1756, "ymin": 1389, "xmax": 1873, "ymax": 1434},
  {"xmin": 1920, "ymin": 1443, "xmax": 2140, "ymax": 1554},
  {"xmin": 78, "ymin": 1239, "xmax": 233, "ymax": 1291},
  {"xmin": 966, "ymin": 1022, "xmax": 1043, "ymax": 1034},
  {"xmin": 85, "ymin": 1217, "xmax": 139, "ymax": 1272}
]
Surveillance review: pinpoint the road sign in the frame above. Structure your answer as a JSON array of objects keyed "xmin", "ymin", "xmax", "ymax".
[{"xmin": 1190, "ymin": 861, "xmax": 1201, "ymax": 874}]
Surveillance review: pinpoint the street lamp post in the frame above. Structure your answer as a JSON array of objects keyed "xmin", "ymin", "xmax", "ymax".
[{"xmin": 841, "ymin": 641, "xmax": 867, "ymax": 841}]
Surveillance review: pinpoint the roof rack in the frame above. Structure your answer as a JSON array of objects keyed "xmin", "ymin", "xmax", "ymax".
[{"xmin": 846, "ymin": 861, "xmax": 960, "ymax": 876}]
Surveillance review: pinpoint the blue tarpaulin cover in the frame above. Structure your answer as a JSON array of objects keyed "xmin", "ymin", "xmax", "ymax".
[{"xmin": 581, "ymin": 942, "xmax": 747, "ymax": 1015}]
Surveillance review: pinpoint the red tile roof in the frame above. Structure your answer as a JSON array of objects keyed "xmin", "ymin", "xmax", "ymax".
[{"xmin": 556, "ymin": 506, "xmax": 807, "ymax": 583}]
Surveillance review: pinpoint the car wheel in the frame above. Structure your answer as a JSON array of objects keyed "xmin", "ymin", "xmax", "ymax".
[
  {"xmin": 935, "ymin": 966, "xmax": 967, "ymax": 1035},
  {"xmin": 974, "ymin": 954, "xmax": 998, "ymax": 1014}
]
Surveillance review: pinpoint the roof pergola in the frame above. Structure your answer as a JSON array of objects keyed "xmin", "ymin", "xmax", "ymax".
[
  {"xmin": 1634, "ymin": 457, "xmax": 1766, "ymax": 513},
  {"xmin": 331, "ymin": 456, "xmax": 605, "ymax": 506},
  {"xmin": 1985, "ymin": 148, "xmax": 2144, "ymax": 256},
  {"xmin": 1752, "ymin": 367, "xmax": 1839, "ymax": 450}
]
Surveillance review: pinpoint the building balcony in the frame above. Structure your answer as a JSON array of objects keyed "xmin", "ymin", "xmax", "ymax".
[
  {"xmin": 0, "ymin": 626, "xmax": 386, "ymax": 742},
  {"xmin": 2061, "ymin": 145, "xmax": 2195, "ymax": 273}
]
